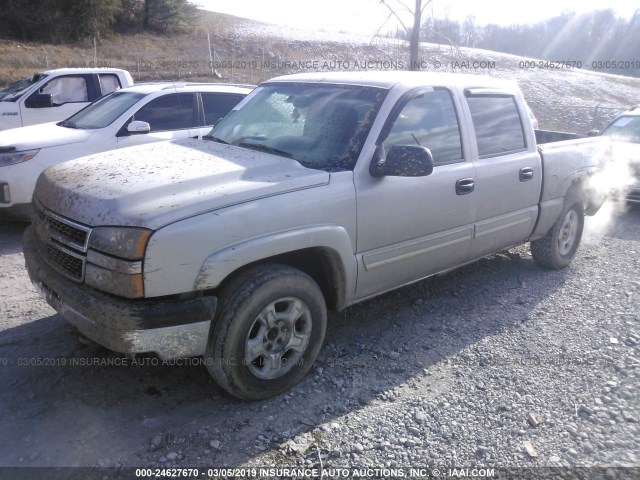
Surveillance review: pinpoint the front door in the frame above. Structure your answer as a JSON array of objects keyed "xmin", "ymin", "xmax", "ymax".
[
  {"xmin": 354, "ymin": 88, "xmax": 477, "ymax": 300},
  {"xmin": 21, "ymin": 75, "xmax": 92, "ymax": 126},
  {"xmin": 117, "ymin": 93, "xmax": 198, "ymax": 148}
]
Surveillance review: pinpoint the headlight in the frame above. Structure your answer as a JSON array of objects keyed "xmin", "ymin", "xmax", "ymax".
[
  {"xmin": 88, "ymin": 226, "xmax": 152, "ymax": 259},
  {"xmin": 0, "ymin": 148, "xmax": 39, "ymax": 167},
  {"xmin": 86, "ymin": 226, "xmax": 152, "ymax": 298}
]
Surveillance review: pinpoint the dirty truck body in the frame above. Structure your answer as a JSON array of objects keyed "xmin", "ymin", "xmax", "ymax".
[{"xmin": 23, "ymin": 72, "xmax": 605, "ymax": 400}]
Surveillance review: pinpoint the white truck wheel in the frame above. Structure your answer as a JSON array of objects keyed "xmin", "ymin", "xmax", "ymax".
[{"xmin": 205, "ymin": 264, "xmax": 327, "ymax": 401}]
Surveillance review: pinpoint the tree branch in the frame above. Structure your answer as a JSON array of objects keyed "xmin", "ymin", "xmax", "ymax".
[
  {"xmin": 420, "ymin": 0, "xmax": 433, "ymax": 15},
  {"xmin": 370, "ymin": 11, "xmax": 394, "ymax": 44},
  {"xmin": 395, "ymin": 0, "xmax": 415, "ymax": 16},
  {"xmin": 379, "ymin": 0, "xmax": 409, "ymax": 33}
]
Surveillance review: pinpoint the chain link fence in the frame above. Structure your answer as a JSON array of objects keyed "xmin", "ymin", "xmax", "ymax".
[{"xmin": 0, "ymin": 43, "xmax": 633, "ymax": 134}]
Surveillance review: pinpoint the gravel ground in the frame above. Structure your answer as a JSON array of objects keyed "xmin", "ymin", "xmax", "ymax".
[{"xmin": 0, "ymin": 205, "xmax": 638, "ymax": 478}]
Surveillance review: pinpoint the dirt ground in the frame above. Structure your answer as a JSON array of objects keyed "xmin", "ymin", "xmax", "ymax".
[{"xmin": 0, "ymin": 206, "xmax": 639, "ymax": 476}]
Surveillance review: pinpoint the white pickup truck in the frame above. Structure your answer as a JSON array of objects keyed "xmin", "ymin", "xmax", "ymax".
[
  {"xmin": 24, "ymin": 72, "xmax": 606, "ymax": 400},
  {"xmin": 0, "ymin": 68, "xmax": 134, "ymax": 130}
]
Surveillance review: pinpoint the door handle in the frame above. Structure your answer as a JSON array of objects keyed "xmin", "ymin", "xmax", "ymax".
[
  {"xmin": 520, "ymin": 167, "xmax": 534, "ymax": 181},
  {"xmin": 456, "ymin": 178, "xmax": 475, "ymax": 195}
]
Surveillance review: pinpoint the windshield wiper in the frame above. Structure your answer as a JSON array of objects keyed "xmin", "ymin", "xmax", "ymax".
[
  {"xmin": 236, "ymin": 141, "xmax": 292, "ymax": 158},
  {"xmin": 202, "ymin": 135, "xmax": 229, "ymax": 144}
]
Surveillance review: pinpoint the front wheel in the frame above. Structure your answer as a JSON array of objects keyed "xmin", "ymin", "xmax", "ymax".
[
  {"xmin": 531, "ymin": 200, "xmax": 584, "ymax": 269},
  {"xmin": 205, "ymin": 264, "xmax": 327, "ymax": 401}
]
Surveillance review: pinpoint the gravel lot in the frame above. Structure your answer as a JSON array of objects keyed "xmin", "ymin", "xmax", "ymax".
[{"xmin": 0, "ymin": 205, "xmax": 638, "ymax": 478}]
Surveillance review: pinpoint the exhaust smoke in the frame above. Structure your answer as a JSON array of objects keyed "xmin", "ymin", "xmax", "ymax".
[{"xmin": 584, "ymin": 140, "xmax": 640, "ymax": 237}]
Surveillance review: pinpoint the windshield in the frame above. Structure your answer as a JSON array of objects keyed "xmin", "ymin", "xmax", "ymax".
[
  {"xmin": 207, "ymin": 83, "xmax": 387, "ymax": 171},
  {"xmin": 0, "ymin": 73, "xmax": 45, "ymax": 101},
  {"xmin": 601, "ymin": 115, "xmax": 640, "ymax": 143},
  {"xmin": 60, "ymin": 91, "xmax": 146, "ymax": 129}
]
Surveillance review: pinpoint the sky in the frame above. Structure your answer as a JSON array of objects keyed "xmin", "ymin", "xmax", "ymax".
[{"xmin": 196, "ymin": 0, "xmax": 638, "ymax": 36}]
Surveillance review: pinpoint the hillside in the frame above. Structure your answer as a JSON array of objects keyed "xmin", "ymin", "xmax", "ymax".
[{"xmin": 1, "ymin": 9, "xmax": 640, "ymax": 132}]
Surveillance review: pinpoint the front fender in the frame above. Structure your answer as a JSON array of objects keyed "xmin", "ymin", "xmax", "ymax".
[
  {"xmin": 195, "ymin": 225, "xmax": 357, "ymax": 305},
  {"xmin": 0, "ymin": 116, "xmax": 21, "ymax": 131}
]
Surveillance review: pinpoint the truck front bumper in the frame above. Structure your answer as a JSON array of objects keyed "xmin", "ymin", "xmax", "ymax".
[{"xmin": 23, "ymin": 226, "xmax": 217, "ymax": 359}]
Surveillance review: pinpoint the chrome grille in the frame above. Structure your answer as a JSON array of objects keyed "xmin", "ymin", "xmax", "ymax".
[
  {"xmin": 32, "ymin": 198, "xmax": 92, "ymax": 282},
  {"xmin": 45, "ymin": 214, "xmax": 87, "ymax": 246},
  {"xmin": 33, "ymin": 198, "xmax": 90, "ymax": 251},
  {"xmin": 46, "ymin": 244, "xmax": 84, "ymax": 281}
]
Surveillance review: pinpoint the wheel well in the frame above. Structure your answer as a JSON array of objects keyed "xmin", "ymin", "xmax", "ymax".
[
  {"xmin": 218, "ymin": 247, "xmax": 346, "ymax": 311},
  {"xmin": 566, "ymin": 181, "xmax": 585, "ymax": 206},
  {"xmin": 569, "ymin": 178, "xmax": 604, "ymax": 216}
]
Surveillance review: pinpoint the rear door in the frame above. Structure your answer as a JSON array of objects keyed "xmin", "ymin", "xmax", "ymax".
[
  {"xmin": 116, "ymin": 92, "xmax": 198, "ymax": 148},
  {"xmin": 465, "ymin": 91, "xmax": 542, "ymax": 258},
  {"xmin": 354, "ymin": 87, "xmax": 476, "ymax": 300}
]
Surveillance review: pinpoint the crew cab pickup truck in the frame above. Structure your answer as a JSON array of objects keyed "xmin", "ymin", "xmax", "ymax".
[
  {"xmin": 0, "ymin": 68, "xmax": 134, "ymax": 130},
  {"xmin": 23, "ymin": 72, "xmax": 606, "ymax": 401}
]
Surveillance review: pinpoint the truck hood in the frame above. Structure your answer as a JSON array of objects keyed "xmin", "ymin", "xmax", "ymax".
[
  {"xmin": 35, "ymin": 138, "xmax": 330, "ymax": 229},
  {"xmin": 0, "ymin": 122, "xmax": 93, "ymax": 150}
]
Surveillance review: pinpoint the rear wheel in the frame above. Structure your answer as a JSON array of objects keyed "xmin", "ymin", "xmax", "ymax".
[
  {"xmin": 531, "ymin": 200, "xmax": 584, "ymax": 269},
  {"xmin": 205, "ymin": 264, "xmax": 327, "ymax": 401}
]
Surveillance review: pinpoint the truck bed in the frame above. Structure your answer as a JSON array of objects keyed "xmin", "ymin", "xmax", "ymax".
[{"xmin": 535, "ymin": 129, "xmax": 584, "ymax": 144}]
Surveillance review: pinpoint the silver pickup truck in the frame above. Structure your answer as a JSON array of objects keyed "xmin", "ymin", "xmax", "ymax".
[{"xmin": 23, "ymin": 72, "xmax": 606, "ymax": 400}]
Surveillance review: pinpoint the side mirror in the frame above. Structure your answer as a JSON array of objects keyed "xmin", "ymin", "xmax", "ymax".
[
  {"xmin": 127, "ymin": 120, "xmax": 151, "ymax": 134},
  {"xmin": 587, "ymin": 130, "xmax": 600, "ymax": 137},
  {"xmin": 25, "ymin": 93, "xmax": 53, "ymax": 108},
  {"xmin": 370, "ymin": 145, "xmax": 434, "ymax": 177}
]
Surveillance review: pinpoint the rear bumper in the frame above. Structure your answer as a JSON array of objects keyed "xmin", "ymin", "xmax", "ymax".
[{"xmin": 23, "ymin": 226, "xmax": 217, "ymax": 359}]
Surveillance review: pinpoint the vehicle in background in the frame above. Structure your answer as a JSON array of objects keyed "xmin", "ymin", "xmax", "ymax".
[
  {"xmin": 0, "ymin": 68, "xmax": 134, "ymax": 130},
  {"xmin": 0, "ymin": 83, "xmax": 251, "ymax": 219},
  {"xmin": 24, "ymin": 72, "xmax": 606, "ymax": 401},
  {"xmin": 597, "ymin": 106, "xmax": 640, "ymax": 204},
  {"xmin": 600, "ymin": 106, "xmax": 640, "ymax": 143}
]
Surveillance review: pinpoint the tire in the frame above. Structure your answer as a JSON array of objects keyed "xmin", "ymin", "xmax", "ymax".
[
  {"xmin": 531, "ymin": 199, "xmax": 584, "ymax": 269},
  {"xmin": 205, "ymin": 264, "xmax": 327, "ymax": 401}
]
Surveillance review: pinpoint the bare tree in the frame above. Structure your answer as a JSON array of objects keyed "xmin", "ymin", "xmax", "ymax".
[{"xmin": 378, "ymin": 0, "xmax": 432, "ymax": 70}]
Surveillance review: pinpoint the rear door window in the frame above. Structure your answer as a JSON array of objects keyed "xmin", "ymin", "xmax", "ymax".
[
  {"xmin": 466, "ymin": 95, "xmax": 526, "ymax": 157},
  {"xmin": 201, "ymin": 93, "xmax": 245, "ymax": 126},
  {"xmin": 98, "ymin": 74, "xmax": 121, "ymax": 95}
]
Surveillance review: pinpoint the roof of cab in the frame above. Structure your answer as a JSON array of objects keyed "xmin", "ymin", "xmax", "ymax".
[
  {"xmin": 41, "ymin": 68, "xmax": 130, "ymax": 75},
  {"xmin": 264, "ymin": 71, "xmax": 520, "ymax": 93},
  {"xmin": 117, "ymin": 82, "xmax": 254, "ymax": 95}
]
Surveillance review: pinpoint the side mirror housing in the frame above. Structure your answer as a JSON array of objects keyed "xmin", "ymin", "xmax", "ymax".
[
  {"xmin": 370, "ymin": 145, "xmax": 434, "ymax": 177},
  {"xmin": 587, "ymin": 130, "xmax": 600, "ymax": 137},
  {"xmin": 127, "ymin": 120, "xmax": 151, "ymax": 134},
  {"xmin": 25, "ymin": 93, "xmax": 53, "ymax": 108}
]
